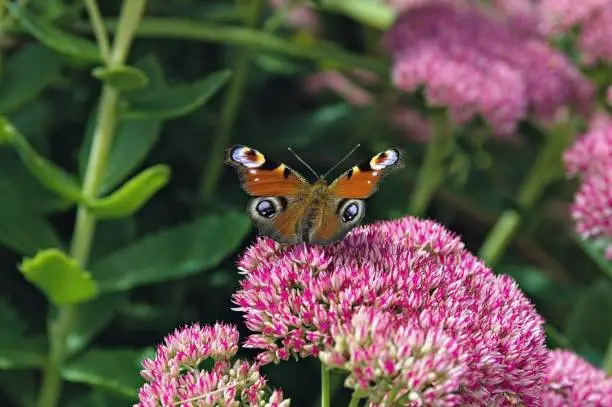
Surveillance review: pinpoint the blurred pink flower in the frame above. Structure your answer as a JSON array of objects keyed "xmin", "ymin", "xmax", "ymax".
[
  {"xmin": 269, "ymin": 0, "xmax": 319, "ymax": 32},
  {"xmin": 384, "ymin": 4, "xmax": 594, "ymax": 136},
  {"xmin": 543, "ymin": 350, "xmax": 612, "ymax": 406},
  {"xmin": 304, "ymin": 71, "xmax": 374, "ymax": 107},
  {"xmin": 136, "ymin": 322, "xmax": 289, "ymax": 407},
  {"xmin": 564, "ymin": 125, "xmax": 612, "ymax": 259},
  {"xmin": 539, "ymin": 0, "xmax": 612, "ymax": 64},
  {"xmin": 233, "ymin": 217, "xmax": 548, "ymax": 404}
]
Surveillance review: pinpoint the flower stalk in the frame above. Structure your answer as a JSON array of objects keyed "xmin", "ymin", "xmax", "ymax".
[
  {"xmin": 408, "ymin": 111, "xmax": 454, "ymax": 216},
  {"xmin": 479, "ymin": 119, "xmax": 577, "ymax": 265},
  {"xmin": 199, "ymin": 0, "xmax": 264, "ymax": 202},
  {"xmin": 321, "ymin": 364, "xmax": 330, "ymax": 407},
  {"xmin": 35, "ymin": 1, "xmax": 147, "ymax": 407}
]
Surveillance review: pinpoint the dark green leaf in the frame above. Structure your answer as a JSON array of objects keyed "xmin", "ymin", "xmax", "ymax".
[
  {"xmin": 19, "ymin": 249, "xmax": 98, "ymax": 305},
  {"xmin": 0, "ymin": 169, "xmax": 62, "ymax": 255},
  {"xmin": 0, "ymin": 338, "xmax": 46, "ymax": 369},
  {"xmin": 7, "ymin": 4, "xmax": 101, "ymax": 62},
  {"xmin": 0, "ymin": 299, "xmax": 27, "ymax": 344},
  {"xmin": 92, "ymin": 65, "xmax": 149, "ymax": 91},
  {"xmin": 0, "ymin": 43, "xmax": 63, "ymax": 114},
  {"xmin": 88, "ymin": 165, "xmax": 171, "ymax": 219},
  {"xmin": 566, "ymin": 279, "xmax": 612, "ymax": 355},
  {"xmin": 91, "ymin": 212, "xmax": 251, "ymax": 292},
  {"xmin": 0, "ymin": 371, "xmax": 36, "ymax": 407},
  {"xmin": 122, "ymin": 69, "xmax": 231, "ymax": 120},
  {"xmin": 574, "ymin": 236, "xmax": 612, "ymax": 280},
  {"xmin": 500, "ymin": 265, "xmax": 576, "ymax": 302},
  {"xmin": 0, "ymin": 117, "xmax": 84, "ymax": 202},
  {"xmin": 90, "ymin": 218, "xmax": 137, "ymax": 261},
  {"xmin": 66, "ymin": 390, "xmax": 131, "ymax": 407},
  {"xmin": 62, "ymin": 348, "xmax": 144, "ymax": 398},
  {"xmin": 67, "ymin": 293, "xmax": 126, "ymax": 354}
]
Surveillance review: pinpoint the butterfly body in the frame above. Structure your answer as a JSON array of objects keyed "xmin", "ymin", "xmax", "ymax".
[{"xmin": 226, "ymin": 145, "xmax": 402, "ymax": 245}]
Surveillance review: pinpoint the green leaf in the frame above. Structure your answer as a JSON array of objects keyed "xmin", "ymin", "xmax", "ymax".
[
  {"xmin": 19, "ymin": 249, "xmax": 98, "ymax": 305},
  {"xmin": 62, "ymin": 348, "xmax": 144, "ymax": 398},
  {"xmin": 92, "ymin": 65, "xmax": 149, "ymax": 91},
  {"xmin": 0, "ymin": 337, "xmax": 46, "ymax": 369},
  {"xmin": 66, "ymin": 390, "xmax": 131, "ymax": 407},
  {"xmin": 0, "ymin": 43, "xmax": 63, "ymax": 114},
  {"xmin": 87, "ymin": 165, "xmax": 171, "ymax": 219},
  {"xmin": 0, "ymin": 117, "xmax": 84, "ymax": 203},
  {"xmin": 122, "ymin": 69, "xmax": 232, "ymax": 120},
  {"xmin": 500, "ymin": 265, "xmax": 576, "ymax": 303},
  {"xmin": 91, "ymin": 212, "xmax": 251, "ymax": 292},
  {"xmin": 80, "ymin": 56, "xmax": 166, "ymax": 192},
  {"xmin": 0, "ymin": 299, "xmax": 27, "ymax": 344},
  {"xmin": 0, "ymin": 371, "xmax": 36, "ymax": 407},
  {"xmin": 566, "ymin": 279, "xmax": 612, "ymax": 355},
  {"xmin": 0, "ymin": 170, "xmax": 62, "ymax": 255},
  {"xmin": 67, "ymin": 293, "xmax": 126, "ymax": 354},
  {"xmin": 575, "ymin": 235, "xmax": 612, "ymax": 280},
  {"xmin": 7, "ymin": 4, "xmax": 101, "ymax": 62}
]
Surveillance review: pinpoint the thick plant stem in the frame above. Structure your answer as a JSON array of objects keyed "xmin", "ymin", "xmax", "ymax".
[
  {"xmin": 348, "ymin": 392, "xmax": 362, "ymax": 407},
  {"xmin": 603, "ymin": 336, "xmax": 612, "ymax": 375},
  {"xmin": 35, "ymin": 2, "xmax": 147, "ymax": 407},
  {"xmin": 199, "ymin": 0, "xmax": 264, "ymax": 201},
  {"xmin": 321, "ymin": 364, "xmax": 330, "ymax": 407},
  {"xmin": 408, "ymin": 114, "xmax": 454, "ymax": 216},
  {"xmin": 478, "ymin": 121, "xmax": 576, "ymax": 266}
]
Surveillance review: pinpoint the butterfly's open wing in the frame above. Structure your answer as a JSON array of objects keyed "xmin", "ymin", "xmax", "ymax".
[
  {"xmin": 308, "ymin": 198, "xmax": 366, "ymax": 245},
  {"xmin": 328, "ymin": 148, "xmax": 403, "ymax": 199},
  {"xmin": 225, "ymin": 145, "xmax": 308, "ymax": 197},
  {"xmin": 226, "ymin": 145, "xmax": 311, "ymax": 243}
]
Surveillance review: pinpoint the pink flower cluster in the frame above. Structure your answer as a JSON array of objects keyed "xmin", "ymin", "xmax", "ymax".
[
  {"xmin": 233, "ymin": 217, "xmax": 548, "ymax": 405},
  {"xmin": 384, "ymin": 4, "xmax": 594, "ymax": 136},
  {"xmin": 543, "ymin": 350, "xmax": 612, "ymax": 406},
  {"xmin": 136, "ymin": 323, "xmax": 289, "ymax": 407},
  {"xmin": 564, "ymin": 125, "xmax": 612, "ymax": 259},
  {"xmin": 539, "ymin": 0, "xmax": 612, "ymax": 64}
]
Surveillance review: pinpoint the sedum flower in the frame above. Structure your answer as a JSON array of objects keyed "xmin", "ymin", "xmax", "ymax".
[
  {"xmin": 564, "ymin": 125, "xmax": 612, "ymax": 259},
  {"xmin": 136, "ymin": 322, "xmax": 289, "ymax": 407},
  {"xmin": 233, "ymin": 217, "xmax": 548, "ymax": 404},
  {"xmin": 384, "ymin": 4, "xmax": 594, "ymax": 136},
  {"xmin": 543, "ymin": 349, "xmax": 612, "ymax": 406},
  {"xmin": 539, "ymin": 0, "xmax": 612, "ymax": 65}
]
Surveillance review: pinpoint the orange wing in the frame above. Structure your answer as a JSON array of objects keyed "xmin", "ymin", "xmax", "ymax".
[
  {"xmin": 226, "ymin": 145, "xmax": 308, "ymax": 197},
  {"xmin": 329, "ymin": 148, "xmax": 403, "ymax": 199}
]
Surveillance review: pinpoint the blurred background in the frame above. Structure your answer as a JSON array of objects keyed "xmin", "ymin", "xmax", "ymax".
[{"xmin": 0, "ymin": 0, "xmax": 611, "ymax": 406}]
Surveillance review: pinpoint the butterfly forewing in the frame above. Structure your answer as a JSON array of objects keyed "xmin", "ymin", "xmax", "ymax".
[
  {"xmin": 225, "ymin": 145, "xmax": 309, "ymax": 197},
  {"xmin": 329, "ymin": 148, "xmax": 403, "ymax": 199}
]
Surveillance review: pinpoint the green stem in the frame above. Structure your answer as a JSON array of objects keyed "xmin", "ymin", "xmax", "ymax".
[
  {"xmin": 321, "ymin": 365, "xmax": 330, "ymax": 407},
  {"xmin": 35, "ymin": 2, "xmax": 147, "ymax": 407},
  {"xmin": 347, "ymin": 391, "xmax": 362, "ymax": 407},
  {"xmin": 71, "ymin": 18, "xmax": 388, "ymax": 74},
  {"xmin": 603, "ymin": 336, "xmax": 612, "ymax": 375},
  {"xmin": 478, "ymin": 120, "xmax": 576, "ymax": 266},
  {"xmin": 408, "ymin": 113, "xmax": 454, "ymax": 216},
  {"xmin": 84, "ymin": 0, "xmax": 111, "ymax": 62},
  {"xmin": 198, "ymin": 0, "xmax": 264, "ymax": 201}
]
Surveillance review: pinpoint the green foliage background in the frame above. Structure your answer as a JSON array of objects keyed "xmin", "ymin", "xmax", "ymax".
[{"xmin": 0, "ymin": 0, "xmax": 610, "ymax": 406}]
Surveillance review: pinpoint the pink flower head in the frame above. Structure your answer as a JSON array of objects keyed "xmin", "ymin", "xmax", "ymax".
[
  {"xmin": 539, "ymin": 0, "xmax": 612, "ymax": 65},
  {"xmin": 233, "ymin": 217, "xmax": 548, "ymax": 405},
  {"xmin": 136, "ymin": 322, "xmax": 289, "ymax": 407},
  {"xmin": 543, "ymin": 350, "xmax": 612, "ymax": 406},
  {"xmin": 564, "ymin": 125, "xmax": 612, "ymax": 258},
  {"xmin": 320, "ymin": 307, "xmax": 467, "ymax": 405},
  {"xmin": 384, "ymin": 4, "xmax": 594, "ymax": 136}
]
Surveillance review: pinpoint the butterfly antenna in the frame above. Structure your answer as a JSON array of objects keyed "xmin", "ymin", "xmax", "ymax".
[
  {"xmin": 322, "ymin": 144, "xmax": 361, "ymax": 179},
  {"xmin": 288, "ymin": 147, "xmax": 319, "ymax": 179}
]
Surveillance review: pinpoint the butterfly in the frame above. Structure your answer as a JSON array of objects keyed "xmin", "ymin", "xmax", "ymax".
[{"xmin": 225, "ymin": 144, "xmax": 403, "ymax": 245}]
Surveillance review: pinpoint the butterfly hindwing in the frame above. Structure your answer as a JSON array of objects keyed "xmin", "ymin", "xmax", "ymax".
[
  {"xmin": 225, "ymin": 145, "xmax": 308, "ymax": 197},
  {"xmin": 247, "ymin": 197, "xmax": 306, "ymax": 244},
  {"xmin": 329, "ymin": 148, "xmax": 403, "ymax": 199},
  {"xmin": 308, "ymin": 198, "xmax": 366, "ymax": 245}
]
